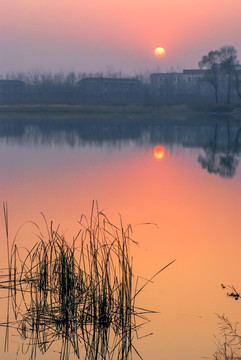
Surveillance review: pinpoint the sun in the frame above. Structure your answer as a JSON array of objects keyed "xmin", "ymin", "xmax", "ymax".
[
  {"xmin": 153, "ymin": 145, "xmax": 165, "ymax": 161},
  {"xmin": 154, "ymin": 47, "xmax": 166, "ymax": 58}
]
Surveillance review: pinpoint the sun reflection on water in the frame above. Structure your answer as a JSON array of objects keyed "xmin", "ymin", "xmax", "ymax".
[{"xmin": 153, "ymin": 145, "xmax": 165, "ymax": 161}]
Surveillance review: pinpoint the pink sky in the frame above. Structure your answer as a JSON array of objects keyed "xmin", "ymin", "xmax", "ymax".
[{"xmin": 1, "ymin": 0, "xmax": 241, "ymax": 74}]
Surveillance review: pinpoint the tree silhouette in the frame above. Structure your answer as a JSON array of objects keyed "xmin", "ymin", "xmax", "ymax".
[
  {"xmin": 220, "ymin": 46, "xmax": 239, "ymax": 104},
  {"xmin": 199, "ymin": 45, "xmax": 241, "ymax": 103},
  {"xmin": 199, "ymin": 51, "xmax": 220, "ymax": 103}
]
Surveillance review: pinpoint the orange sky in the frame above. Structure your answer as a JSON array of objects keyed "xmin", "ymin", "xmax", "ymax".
[{"xmin": 0, "ymin": 0, "xmax": 241, "ymax": 74}]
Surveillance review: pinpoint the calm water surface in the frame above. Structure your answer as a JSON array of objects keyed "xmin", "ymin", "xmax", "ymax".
[{"xmin": 0, "ymin": 118, "xmax": 241, "ymax": 360}]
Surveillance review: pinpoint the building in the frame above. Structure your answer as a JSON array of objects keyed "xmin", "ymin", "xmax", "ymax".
[
  {"xmin": 0, "ymin": 80, "xmax": 25, "ymax": 95},
  {"xmin": 77, "ymin": 77, "xmax": 143, "ymax": 98},
  {"xmin": 0, "ymin": 80, "xmax": 26, "ymax": 103},
  {"xmin": 150, "ymin": 70, "xmax": 213, "ymax": 98},
  {"xmin": 150, "ymin": 68, "xmax": 241, "ymax": 101}
]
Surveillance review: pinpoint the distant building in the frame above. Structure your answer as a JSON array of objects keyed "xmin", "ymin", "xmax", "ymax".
[
  {"xmin": 150, "ymin": 70, "xmax": 213, "ymax": 98},
  {"xmin": 77, "ymin": 77, "xmax": 143, "ymax": 97},
  {"xmin": 0, "ymin": 80, "xmax": 26, "ymax": 103},
  {"xmin": 150, "ymin": 68, "xmax": 241, "ymax": 101},
  {"xmin": 0, "ymin": 80, "xmax": 25, "ymax": 95}
]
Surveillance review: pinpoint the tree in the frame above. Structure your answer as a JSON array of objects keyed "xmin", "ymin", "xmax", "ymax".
[
  {"xmin": 199, "ymin": 50, "xmax": 220, "ymax": 103},
  {"xmin": 219, "ymin": 46, "xmax": 239, "ymax": 104}
]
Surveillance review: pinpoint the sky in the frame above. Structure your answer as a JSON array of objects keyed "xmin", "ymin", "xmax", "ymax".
[{"xmin": 1, "ymin": 0, "xmax": 241, "ymax": 75}]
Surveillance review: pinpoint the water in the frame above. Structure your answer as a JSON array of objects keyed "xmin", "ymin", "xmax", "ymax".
[{"xmin": 0, "ymin": 117, "xmax": 241, "ymax": 360}]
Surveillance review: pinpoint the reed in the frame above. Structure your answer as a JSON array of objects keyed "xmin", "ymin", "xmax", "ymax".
[{"xmin": 0, "ymin": 202, "xmax": 174, "ymax": 360}]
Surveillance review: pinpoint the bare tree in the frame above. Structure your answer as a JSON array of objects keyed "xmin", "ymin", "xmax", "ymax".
[
  {"xmin": 233, "ymin": 66, "xmax": 241, "ymax": 100},
  {"xmin": 220, "ymin": 46, "xmax": 239, "ymax": 104},
  {"xmin": 199, "ymin": 50, "xmax": 221, "ymax": 103}
]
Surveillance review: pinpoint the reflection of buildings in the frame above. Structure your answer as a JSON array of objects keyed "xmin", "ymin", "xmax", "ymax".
[{"xmin": 1, "ymin": 116, "xmax": 241, "ymax": 176}]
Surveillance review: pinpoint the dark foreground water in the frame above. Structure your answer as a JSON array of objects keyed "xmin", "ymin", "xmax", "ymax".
[{"xmin": 0, "ymin": 117, "xmax": 241, "ymax": 360}]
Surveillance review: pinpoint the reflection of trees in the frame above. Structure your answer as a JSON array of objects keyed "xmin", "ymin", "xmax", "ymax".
[
  {"xmin": 198, "ymin": 123, "xmax": 219, "ymax": 174},
  {"xmin": 198, "ymin": 120, "xmax": 241, "ymax": 178},
  {"xmin": 1, "ymin": 118, "xmax": 241, "ymax": 170}
]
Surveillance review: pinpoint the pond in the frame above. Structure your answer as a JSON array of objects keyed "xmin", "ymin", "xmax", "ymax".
[{"xmin": 0, "ymin": 117, "xmax": 241, "ymax": 360}]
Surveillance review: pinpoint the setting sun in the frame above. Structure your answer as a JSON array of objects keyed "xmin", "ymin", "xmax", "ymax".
[
  {"xmin": 153, "ymin": 145, "xmax": 165, "ymax": 160},
  {"xmin": 154, "ymin": 47, "xmax": 166, "ymax": 57}
]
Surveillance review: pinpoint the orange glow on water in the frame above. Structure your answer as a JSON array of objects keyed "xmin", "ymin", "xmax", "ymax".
[
  {"xmin": 1, "ymin": 142, "xmax": 241, "ymax": 360},
  {"xmin": 153, "ymin": 145, "xmax": 165, "ymax": 160}
]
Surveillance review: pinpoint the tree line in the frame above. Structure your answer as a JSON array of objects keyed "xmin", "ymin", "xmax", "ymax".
[{"xmin": 0, "ymin": 69, "xmax": 149, "ymax": 87}]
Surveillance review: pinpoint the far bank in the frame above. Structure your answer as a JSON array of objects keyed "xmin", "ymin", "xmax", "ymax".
[{"xmin": 0, "ymin": 103, "xmax": 241, "ymax": 123}]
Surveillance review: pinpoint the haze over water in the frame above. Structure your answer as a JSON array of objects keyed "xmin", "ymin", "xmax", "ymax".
[{"xmin": 0, "ymin": 121, "xmax": 241, "ymax": 360}]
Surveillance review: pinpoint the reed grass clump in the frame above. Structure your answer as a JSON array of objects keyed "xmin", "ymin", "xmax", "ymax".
[{"xmin": 1, "ymin": 203, "xmax": 174, "ymax": 360}]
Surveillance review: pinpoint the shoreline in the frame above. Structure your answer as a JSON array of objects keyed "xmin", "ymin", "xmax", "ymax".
[{"xmin": 0, "ymin": 103, "xmax": 241, "ymax": 123}]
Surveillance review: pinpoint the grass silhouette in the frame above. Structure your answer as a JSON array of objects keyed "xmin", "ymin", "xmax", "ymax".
[{"xmin": 1, "ymin": 202, "xmax": 174, "ymax": 360}]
